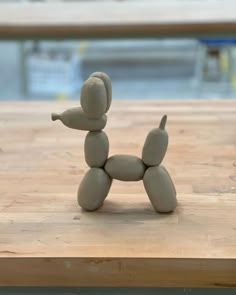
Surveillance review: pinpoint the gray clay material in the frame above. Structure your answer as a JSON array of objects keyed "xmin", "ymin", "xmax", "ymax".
[
  {"xmin": 78, "ymin": 168, "xmax": 112, "ymax": 211},
  {"xmin": 80, "ymin": 77, "xmax": 107, "ymax": 119},
  {"xmin": 52, "ymin": 71, "xmax": 177, "ymax": 213},
  {"xmin": 84, "ymin": 131, "xmax": 109, "ymax": 168},
  {"xmin": 105, "ymin": 155, "xmax": 146, "ymax": 181},
  {"xmin": 142, "ymin": 115, "xmax": 168, "ymax": 166},
  {"xmin": 51, "ymin": 107, "xmax": 107, "ymax": 131},
  {"xmin": 161, "ymin": 165, "xmax": 177, "ymax": 196},
  {"xmin": 91, "ymin": 72, "xmax": 112, "ymax": 112},
  {"xmin": 143, "ymin": 165, "xmax": 177, "ymax": 213}
]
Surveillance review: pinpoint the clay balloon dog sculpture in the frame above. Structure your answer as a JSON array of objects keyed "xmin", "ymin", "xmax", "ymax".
[{"xmin": 51, "ymin": 72, "xmax": 177, "ymax": 213}]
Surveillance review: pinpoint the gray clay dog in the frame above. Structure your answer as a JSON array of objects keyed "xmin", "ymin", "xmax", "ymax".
[{"xmin": 52, "ymin": 72, "xmax": 177, "ymax": 213}]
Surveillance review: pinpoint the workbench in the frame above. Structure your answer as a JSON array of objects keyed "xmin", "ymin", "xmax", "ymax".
[{"xmin": 0, "ymin": 99, "xmax": 235, "ymax": 287}]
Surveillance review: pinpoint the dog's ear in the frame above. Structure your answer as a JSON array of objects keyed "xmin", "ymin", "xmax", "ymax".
[
  {"xmin": 90, "ymin": 72, "xmax": 112, "ymax": 112},
  {"xmin": 80, "ymin": 77, "xmax": 107, "ymax": 119}
]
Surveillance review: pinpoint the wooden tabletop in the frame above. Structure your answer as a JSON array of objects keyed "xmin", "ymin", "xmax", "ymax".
[
  {"xmin": 0, "ymin": 99, "xmax": 236, "ymax": 287},
  {"xmin": 1, "ymin": 1, "xmax": 236, "ymax": 39}
]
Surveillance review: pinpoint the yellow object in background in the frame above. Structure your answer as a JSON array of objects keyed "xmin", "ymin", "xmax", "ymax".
[
  {"xmin": 78, "ymin": 41, "xmax": 89, "ymax": 55},
  {"xmin": 231, "ymin": 74, "xmax": 236, "ymax": 90},
  {"xmin": 56, "ymin": 93, "xmax": 67, "ymax": 101},
  {"xmin": 219, "ymin": 49, "xmax": 229, "ymax": 74}
]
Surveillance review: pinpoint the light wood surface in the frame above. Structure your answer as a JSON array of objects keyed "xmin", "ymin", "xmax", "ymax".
[
  {"xmin": 1, "ymin": 1, "xmax": 236, "ymax": 38},
  {"xmin": 0, "ymin": 99, "xmax": 236, "ymax": 287}
]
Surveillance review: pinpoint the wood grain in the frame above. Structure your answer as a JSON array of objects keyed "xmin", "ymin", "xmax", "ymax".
[
  {"xmin": 1, "ymin": 2, "xmax": 236, "ymax": 39},
  {"xmin": 0, "ymin": 100, "xmax": 236, "ymax": 286}
]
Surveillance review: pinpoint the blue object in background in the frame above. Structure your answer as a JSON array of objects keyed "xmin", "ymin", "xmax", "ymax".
[{"xmin": 199, "ymin": 38, "xmax": 236, "ymax": 46}]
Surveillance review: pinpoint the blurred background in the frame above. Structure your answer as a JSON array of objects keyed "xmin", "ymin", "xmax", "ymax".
[{"xmin": 1, "ymin": 1, "xmax": 236, "ymax": 101}]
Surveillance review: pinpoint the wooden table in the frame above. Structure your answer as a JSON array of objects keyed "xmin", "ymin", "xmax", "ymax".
[
  {"xmin": 1, "ymin": 1, "xmax": 236, "ymax": 39},
  {"xmin": 0, "ymin": 100, "xmax": 236, "ymax": 287}
]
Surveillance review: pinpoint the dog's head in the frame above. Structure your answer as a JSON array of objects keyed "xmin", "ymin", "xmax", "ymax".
[{"xmin": 51, "ymin": 72, "xmax": 112, "ymax": 131}]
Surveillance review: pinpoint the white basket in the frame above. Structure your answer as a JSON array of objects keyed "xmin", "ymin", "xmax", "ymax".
[{"xmin": 26, "ymin": 52, "xmax": 82, "ymax": 96}]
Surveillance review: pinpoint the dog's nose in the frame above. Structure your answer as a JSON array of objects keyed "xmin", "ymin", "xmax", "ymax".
[
  {"xmin": 51, "ymin": 113, "xmax": 60, "ymax": 121},
  {"xmin": 51, "ymin": 107, "xmax": 107, "ymax": 131}
]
